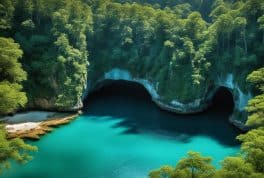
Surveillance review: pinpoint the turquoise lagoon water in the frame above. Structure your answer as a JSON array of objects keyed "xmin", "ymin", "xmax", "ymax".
[{"xmin": 2, "ymin": 81, "xmax": 241, "ymax": 178}]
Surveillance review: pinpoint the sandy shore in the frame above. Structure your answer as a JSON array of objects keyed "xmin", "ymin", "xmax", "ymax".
[
  {"xmin": 6, "ymin": 122, "xmax": 41, "ymax": 133},
  {"xmin": 4, "ymin": 112, "xmax": 79, "ymax": 140}
]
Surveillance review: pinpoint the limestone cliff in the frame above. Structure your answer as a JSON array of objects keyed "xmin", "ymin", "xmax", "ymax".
[
  {"xmin": 82, "ymin": 67, "xmax": 252, "ymax": 130},
  {"xmin": 9, "ymin": 0, "xmax": 261, "ymax": 131}
]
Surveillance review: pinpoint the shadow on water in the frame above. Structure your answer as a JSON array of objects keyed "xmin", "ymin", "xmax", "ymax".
[{"xmin": 83, "ymin": 80, "xmax": 241, "ymax": 146}]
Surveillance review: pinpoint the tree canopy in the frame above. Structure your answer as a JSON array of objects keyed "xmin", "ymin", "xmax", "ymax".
[
  {"xmin": 1, "ymin": 0, "xmax": 263, "ymax": 106},
  {"xmin": 0, "ymin": 0, "xmax": 264, "ymax": 176},
  {"xmin": 149, "ymin": 151, "xmax": 215, "ymax": 178},
  {"xmin": 0, "ymin": 125, "xmax": 37, "ymax": 174},
  {"xmin": 0, "ymin": 37, "xmax": 27, "ymax": 114}
]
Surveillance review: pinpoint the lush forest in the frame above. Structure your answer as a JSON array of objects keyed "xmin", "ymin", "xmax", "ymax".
[
  {"xmin": 0, "ymin": 0, "xmax": 263, "ymax": 110},
  {"xmin": 0, "ymin": 0, "xmax": 264, "ymax": 177}
]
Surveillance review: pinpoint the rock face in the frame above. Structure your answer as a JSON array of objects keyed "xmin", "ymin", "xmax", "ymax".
[
  {"xmin": 22, "ymin": 65, "xmax": 251, "ymax": 130},
  {"xmin": 215, "ymin": 73, "xmax": 251, "ymax": 129},
  {"xmin": 83, "ymin": 68, "xmax": 251, "ymax": 130}
]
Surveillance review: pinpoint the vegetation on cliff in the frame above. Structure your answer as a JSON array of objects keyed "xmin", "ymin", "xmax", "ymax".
[
  {"xmin": 0, "ymin": 0, "xmax": 93, "ymax": 109},
  {"xmin": 149, "ymin": 67, "xmax": 264, "ymax": 178},
  {"xmin": 0, "ymin": 37, "xmax": 27, "ymax": 114},
  {"xmin": 89, "ymin": 0, "xmax": 263, "ymax": 102},
  {"xmin": 1, "ymin": 0, "xmax": 263, "ymax": 108},
  {"xmin": 0, "ymin": 0, "xmax": 264, "ymax": 176}
]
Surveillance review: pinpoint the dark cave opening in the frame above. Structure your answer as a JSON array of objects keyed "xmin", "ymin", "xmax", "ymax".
[
  {"xmin": 83, "ymin": 80, "xmax": 152, "ymax": 105},
  {"xmin": 210, "ymin": 87, "xmax": 235, "ymax": 114},
  {"xmin": 83, "ymin": 80, "xmax": 240, "ymax": 146},
  {"xmin": 84, "ymin": 81, "xmax": 235, "ymax": 115}
]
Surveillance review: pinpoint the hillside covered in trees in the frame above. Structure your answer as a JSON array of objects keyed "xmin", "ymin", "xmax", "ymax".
[
  {"xmin": 0, "ymin": 0, "xmax": 263, "ymax": 113},
  {"xmin": 0, "ymin": 0, "xmax": 264, "ymax": 177}
]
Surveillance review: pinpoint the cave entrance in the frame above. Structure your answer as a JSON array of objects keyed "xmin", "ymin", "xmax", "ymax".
[
  {"xmin": 84, "ymin": 81, "xmax": 235, "ymax": 115},
  {"xmin": 83, "ymin": 80, "xmax": 152, "ymax": 109},
  {"xmin": 210, "ymin": 87, "xmax": 234, "ymax": 113},
  {"xmin": 82, "ymin": 80, "xmax": 240, "ymax": 146}
]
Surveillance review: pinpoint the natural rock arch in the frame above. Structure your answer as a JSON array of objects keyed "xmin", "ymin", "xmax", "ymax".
[{"xmin": 82, "ymin": 68, "xmax": 251, "ymax": 130}]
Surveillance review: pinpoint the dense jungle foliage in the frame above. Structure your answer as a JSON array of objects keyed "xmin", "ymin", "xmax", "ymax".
[
  {"xmin": 0, "ymin": 0, "xmax": 264, "ymax": 176},
  {"xmin": 0, "ymin": 0, "xmax": 263, "ymax": 111}
]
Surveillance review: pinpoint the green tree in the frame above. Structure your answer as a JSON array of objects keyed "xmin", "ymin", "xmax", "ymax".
[
  {"xmin": 0, "ymin": 82, "xmax": 27, "ymax": 114},
  {"xmin": 236, "ymin": 67, "xmax": 264, "ymax": 174},
  {"xmin": 210, "ymin": 0, "xmax": 229, "ymax": 21},
  {"xmin": 0, "ymin": 125, "xmax": 37, "ymax": 174},
  {"xmin": 0, "ymin": 37, "xmax": 27, "ymax": 114},
  {"xmin": 174, "ymin": 151, "xmax": 215, "ymax": 178},
  {"xmin": 0, "ymin": 37, "xmax": 26, "ymax": 83},
  {"xmin": 149, "ymin": 151, "xmax": 215, "ymax": 178},
  {"xmin": 246, "ymin": 94, "xmax": 264, "ymax": 127},
  {"xmin": 216, "ymin": 156, "xmax": 259, "ymax": 178},
  {"xmin": 237, "ymin": 128, "xmax": 264, "ymax": 173},
  {"xmin": 172, "ymin": 3, "xmax": 191, "ymax": 18},
  {"xmin": 51, "ymin": 0, "xmax": 92, "ymax": 108},
  {"xmin": 245, "ymin": 67, "xmax": 264, "ymax": 127},
  {"xmin": 149, "ymin": 165, "xmax": 174, "ymax": 178},
  {"xmin": 0, "ymin": 0, "xmax": 14, "ymax": 30}
]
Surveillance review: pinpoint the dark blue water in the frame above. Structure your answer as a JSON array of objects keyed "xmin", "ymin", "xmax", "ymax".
[{"xmin": 2, "ymin": 81, "xmax": 241, "ymax": 178}]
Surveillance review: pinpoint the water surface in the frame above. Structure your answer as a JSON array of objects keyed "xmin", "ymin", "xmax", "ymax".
[{"xmin": 2, "ymin": 81, "xmax": 241, "ymax": 178}]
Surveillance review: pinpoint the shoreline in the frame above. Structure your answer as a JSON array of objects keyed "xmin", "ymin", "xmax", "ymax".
[{"xmin": 5, "ymin": 112, "xmax": 79, "ymax": 140}]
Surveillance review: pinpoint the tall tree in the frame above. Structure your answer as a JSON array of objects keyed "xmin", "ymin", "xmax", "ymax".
[
  {"xmin": 216, "ymin": 156, "xmax": 260, "ymax": 178},
  {"xmin": 237, "ymin": 128, "xmax": 264, "ymax": 173},
  {"xmin": 245, "ymin": 67, "xmax": 264, "ymax": 127},
  {"xmin": 0, "ymin": 37, "xmax": 27, "ymax": 114},
  {"xmin": 0, "ymin": 0, "xmax": 14, "ymax": 30},
  {"xmin": 236, "ymin": 67, "xmax": 264, "ymax": 174},
  {"xmin": 174, "ymin": 151, "xmax": 215, "ymax": 178}
]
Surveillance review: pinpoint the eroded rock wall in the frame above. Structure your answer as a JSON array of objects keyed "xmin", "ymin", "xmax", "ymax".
[{"xmin": 83, "ymin": 68, "xmax": 252, "ymax": 130}]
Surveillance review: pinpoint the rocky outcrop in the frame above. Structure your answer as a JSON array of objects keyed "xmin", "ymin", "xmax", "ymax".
[
  {"xmin": 26, "ymin": 97, "xmax": 83, "ymax": 112},
  {"xmin": 83, "ymin": 68, "xmax": 252, "ymax": 130},
  {"xmin": 86, "ymin": 68, "xmax": 205, "ymax": 113},
  {"xmin": 6, "ymin": 113, "xmax": 78, "ymax": 139},
  {"xmin": 22, "ymin": 67, "xmax": 251, "ymax": 130},
  {"xmin": 215, "ymin": 73, "xmax": 251, "ymax": 130}
]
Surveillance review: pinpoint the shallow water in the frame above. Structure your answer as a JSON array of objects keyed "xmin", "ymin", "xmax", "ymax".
[
  {"xmin": 0, "ymin": 111, "xmax": 57, "ymax": 123},
  {"xmin": 2, "ymin": 81, "xmax": 241, "ymax": 178}
]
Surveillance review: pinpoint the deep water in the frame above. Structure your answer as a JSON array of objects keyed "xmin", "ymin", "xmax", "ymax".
[{"xmin": 2, "ymin": 81, "xmax": 241, "ymax": 178}]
